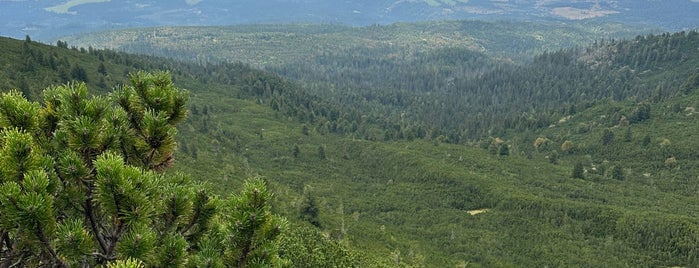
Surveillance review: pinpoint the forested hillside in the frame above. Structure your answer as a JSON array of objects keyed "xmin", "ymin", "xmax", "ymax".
[
  {"xmin": 64, "ymin": 21, "xmax": 661, "ymax": 142},
  {"xmin": 2, "ymin": 26, "xmax": 699, "ymax": 266},
  {"xmin": 0, "ymin": 36, "xmax": 373, "ymax": 267},
  {"xmin": 65, "ymin": 21, "xmax": 647, "ymax": 65}
]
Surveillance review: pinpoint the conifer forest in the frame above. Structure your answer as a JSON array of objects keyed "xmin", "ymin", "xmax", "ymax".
[{"xmin": 2, "ymin": 1, "xmax": 699, "ymax": 266}]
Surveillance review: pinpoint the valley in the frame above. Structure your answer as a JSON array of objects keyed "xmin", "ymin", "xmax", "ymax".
[{"xmin": 1, "ymin": 12, "xmax": 699, "ymax": 267}]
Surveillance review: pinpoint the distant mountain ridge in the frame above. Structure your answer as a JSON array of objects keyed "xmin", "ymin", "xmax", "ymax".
[
  {"xmin": 1, "ymin": 0, "xmax": 699, "ymax": 41},
  {"xmin": 62, "ymin": 21, "xmax": 646, "ymax": 67}
]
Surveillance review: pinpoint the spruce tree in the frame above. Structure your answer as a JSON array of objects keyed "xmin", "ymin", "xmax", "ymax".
[
  {"xmin": 0, "ymin": 71, "xmax": 287, "ymax": 267},
  {"xmin": 611, "ymin": 165, "xmax": 625, "ymax": 181},
  {"xmin": 602, "ymin": 129, "xmax": 614, "ymax": 145},
  {"xmin": 572, "ymin": 162, "xmax": 584, "ymax": 179},
  {"xmin": 298, "ymin": 186, "xmax": 321, "ymax": 228}
]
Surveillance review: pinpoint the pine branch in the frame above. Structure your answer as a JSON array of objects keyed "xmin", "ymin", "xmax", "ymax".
[
  {"xmin": 145, "ymin": 148, "xmax": 157, "ymax": 170},
  {"xmin": 237, "ymin": 241, "xmax": 252, "ymax": 268},
  {"xmin": 1, "ymin": 251, "xmax": 20, "ymax": 268},
  {"xmin": 105, "ymin": 196, "xmax": 125, "ymax": 256},
  {"xmin": 84, "ymin": 194, "xmax": 109, "ymax": 258},
  {"xmin": 6, "ymin": 252, "xmax": 25, "ymax": 268},
  {"xmin": 236, "ymin": 226, "xmax": 255, "ymax": 268},
  {"xmin": 101, "ymin": 167, "xmax": 128, "ymax": 259},
  {"xmin": 181, "ymin": 192, "xmax": 214, "ymax": 243},
  {"xmin": 180, "ymin": 207, "xmax": 201, "ymax": 237},
  {"xmin": 82, "ymin": 167, "xmax": 113, "ymax": 262},
  {"xmin": 149, "ymin": 154, "xmax": 173, "ymax": 173},
  {"xmin": 104, "ymin": 218, "xmax": 126, "ymax": 259},
  {"xmin": 53, "ymin": 169, "xmax": 84, "ymax": 214},
  {"xmin": 89, "ymin": 251, "xmax": 114, "ymax": 261},
  {"xmin": 80, "ymin": 148, "xmax": 97, "ymax": 172},
  {"xmin": 119, "ymin": 142, "xmax": 132, "ymax": 170},
  {"xmin": 0, "ymin": 201, "xmax": 25, "ymax": 268},
  {"xmin": 34, "ymin": 219, "xmax": 65, "ymax": 267}
]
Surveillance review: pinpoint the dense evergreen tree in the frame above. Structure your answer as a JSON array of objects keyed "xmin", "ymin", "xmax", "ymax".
[
  {"xmin": 602, "ymin": 129, "xmax": 615, "ymax": 145},
  {"xmin": 611, "ymin": 165, "xmax": 625, "ymax": 180},
  {"xmin": 298, "ymin": 187, "xmax": 321, "ymax": 228},
  {"xmin": 292, "ymin": 144, "xmax": 300, "ymax": 158},
  {"xmin": 318, "ymin": 145, "xmax": 326, "ymax": 160},
  {"xmin": 624, "ymin": 127, "xmax": 633, "ymax": 142},
  {"xmin": 548, "ymin": 151, "xmax": 559, "ymax": 164},
  {"xmin": 498, "ymin": 144, "xmax": 510, "ymax": 156},
  {"xmin": 572, "ymin": 162, "xmax": 585, "ymax": 179},
  {"xmin": 98, "ymin": 62, "xmax": 108, "ymax": 75},
  {"xmin": 0, "ymin": 72, "xmax": 286, "ymax": 266},
  {"xmin": 70, "ymin": 63, "xmax": 89, "ymax": 82},
  {"xmin": 642, "ymin": 134, "xmax": 652, "ymax": 147}
]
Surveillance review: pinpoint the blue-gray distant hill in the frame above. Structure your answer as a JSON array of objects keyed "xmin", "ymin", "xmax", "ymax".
[{"xmin": 2, "ymin": 0, "xmax": 699, "ymax": 41}]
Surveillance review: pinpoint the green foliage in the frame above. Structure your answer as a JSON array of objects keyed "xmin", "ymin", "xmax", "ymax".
[
  {"xmin": 116, "ymin": 223, "xmax": 156, "ymax": 261},
  {"xmin": 317, "ymin": 145, "xmax": 326, "ymax": 160},
  {"xmin": 105, "ymin": 258, "xmax": 146, "ymax": 268},
  {"xmin": 112, "ymin": 71, "xmax": 188, "ymax": 171},
  {"xmin": 624, "ymin": 127, "xmax": 633, "ymax": 142},
  {"xmin": 498, "ymin": 144, "xmax": 510, "ymax": 156},
  {"xmin": 5, "ymin": 27, "xmax": 699, "ymax": 267},
  {"xmin": 0, "ymin": 72, "xmax": 287, "ymax": 267},
  {"xmin": 159, "ymin": 29, "xmax": 699, "ymax": 266},
  {"xmin": 55, "ymin": 219, "xmax": 94, "ymax": 260},
  {"xmin": 548, "ymin": 150, "xmax": 559, "ymax": 164},
  {"xmin": 222, "ymin": 178, "xmax": 289, "ymax": 267},
  {"xmin": 572, "ymin": 162, "xmax": 584, "ymax": 179},
  {"xmin": 629, "ymin": 103, "xmax": 651, "ymax": 123},
  {"xmin": 642, "ymin": 134, "xmax": 652, "ymax": 147},
  {"xmin": 298, "ymin": 186, "xmax": 321, "ymax": 228},
  {"xmin": 279, "ymin": 225, "xmax": 365, "ymax": 268},
  {"xmin": 292, "ymin": 144, "xmax": 300, "ymax": 158},
  {"xmin": 681, "ymin": 73, "xmax": 699, "ymax": 94},
  {"xmin": 98, "ymin": 62, "xmax": 108, "ymax": 75},
  {"xmin": 0, "ymin": 90, "xmax": 42, "ymax": 131},
  {"xmin": 602, "ymin": 129, "xmax": 615, "ymax": 145},
  {"xmin": 62, "ymin": 22, "xmax": 654, "ymax": 142},
  {"xmin": 70, "ymin": 64, "xmax": 89, "ymax": 82},
  {"xmin": 611, "ymin": 165, "xmax": 625, "ymax": 181}
]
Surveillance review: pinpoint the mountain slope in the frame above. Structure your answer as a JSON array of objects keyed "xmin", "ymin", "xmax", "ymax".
[
  {"xmin": 3, "ymin": 30, "xmax": 699, "ymax": 266},
  {"xmin": 107, "ymin": 27, "xmax": 699, "ymax": 267},
  {"xmin": 65, "ymin": 22, "xmax": 695, "ymax": 143},
  {"xmin": 0, "ymin": 36, "xmax": 376, "ymax": 267}
]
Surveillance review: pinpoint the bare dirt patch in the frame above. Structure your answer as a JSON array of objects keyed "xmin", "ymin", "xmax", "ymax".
[{"xmin": 468, "ymin": 209, "xmax": 488, "ymax": 216}]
